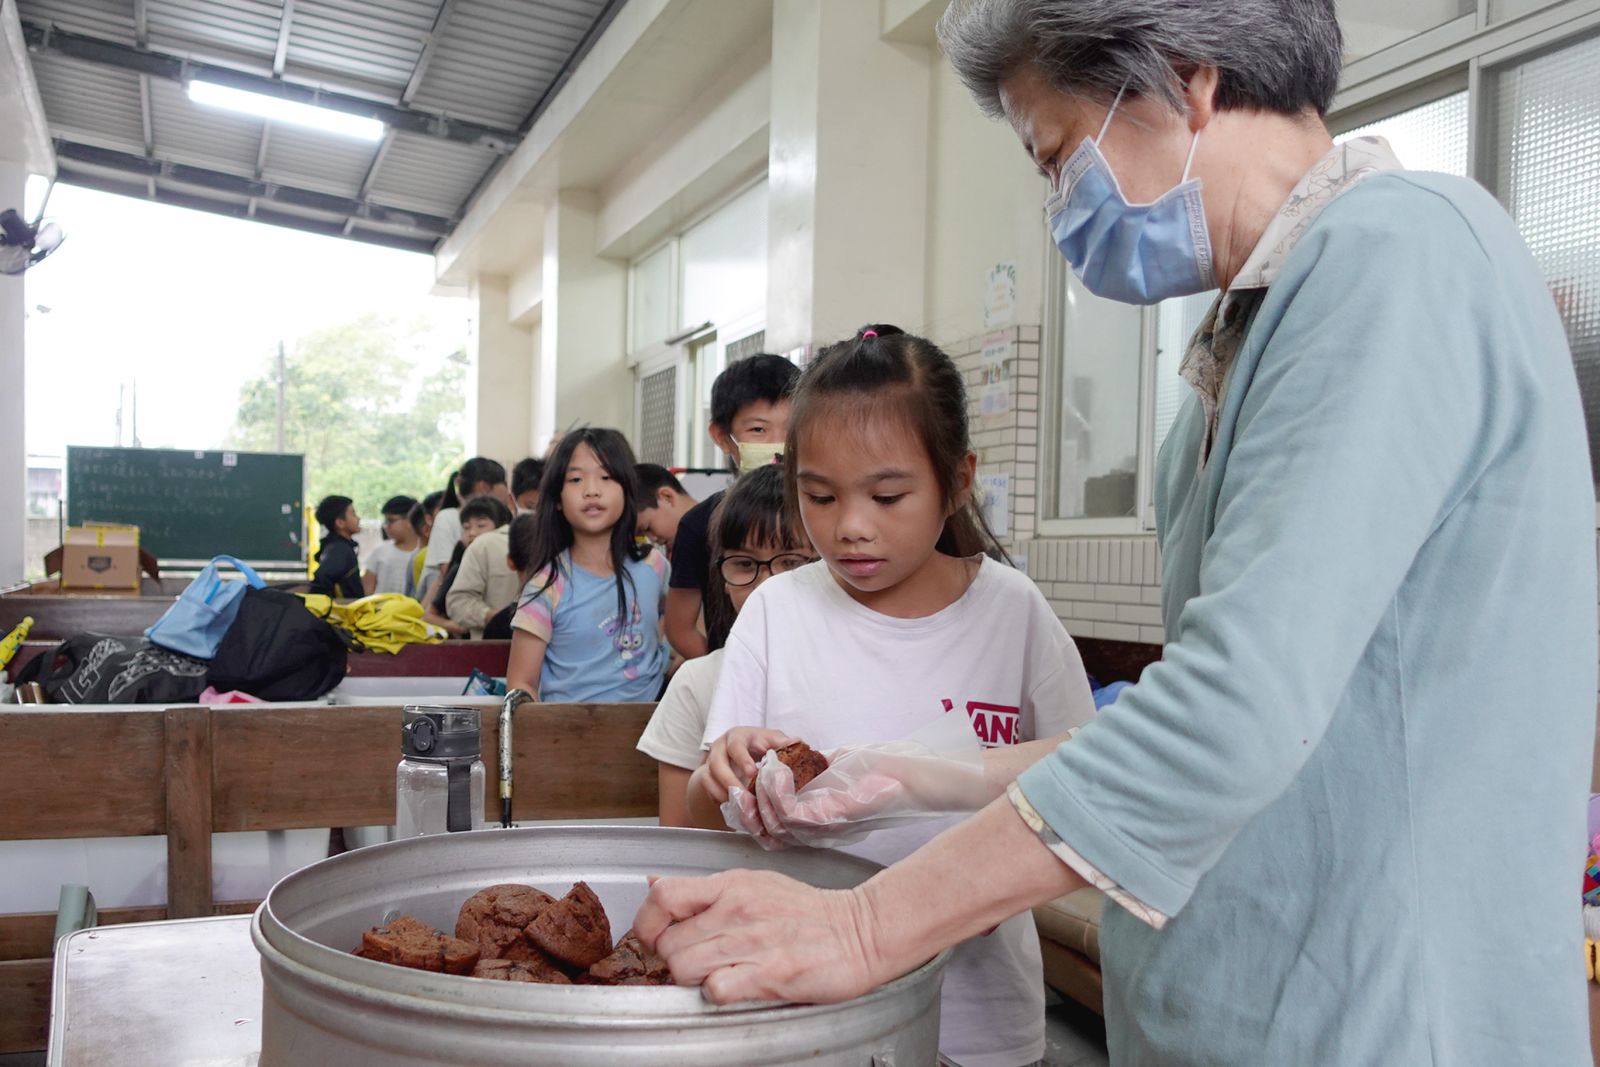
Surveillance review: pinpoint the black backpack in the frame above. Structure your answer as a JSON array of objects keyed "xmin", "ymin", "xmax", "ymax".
[
  {"xmin": 22, "ymin": 633, "xmax": 210, "ymax": 704},
  {"xmin": 206, "ymin": 587, "xmax": 353, "ymax": 701}
]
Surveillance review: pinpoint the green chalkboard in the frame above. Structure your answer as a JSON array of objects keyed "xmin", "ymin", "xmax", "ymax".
[{"xmin": 66, "ymin": 446, "xmax": 305, "ymax": 563}]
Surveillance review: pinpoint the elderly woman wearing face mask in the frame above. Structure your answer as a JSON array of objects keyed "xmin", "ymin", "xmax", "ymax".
[{"xmin": 634, "ymin": 1, "xmax": 1596, "ymax": 1063}]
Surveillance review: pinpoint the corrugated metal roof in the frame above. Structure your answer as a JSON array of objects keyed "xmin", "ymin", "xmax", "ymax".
[
  {"xmin": 368, "ymin": 131, "xmax": 496, "ymax": 217},
  {"xmin": 28, "ymin": 52, "xmax": 144, "ymax": 153},
  {"xmin": 287, "ymin": 0, "xmax": 435, "ymax": 90},
  {"xmin": 19, "ymin": 0, "xmax": 624, "ymax": 252},
  {"xmin": 146, "ymin": 0, "xmax": 284, "ymax": 67},
  {"xmin": 261, "ymin": 124, "xmax": 374, "ymax": 196},
  {"xmin": 408, "ymin": 0, "xmax": 606, "ymax": 127},
  {"xmin": 150, "ymin": 76, "xmax": 263, "ymax": 175}
]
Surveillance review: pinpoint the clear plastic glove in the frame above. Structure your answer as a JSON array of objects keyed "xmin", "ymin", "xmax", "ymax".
[{"xmin": 721, "ymin": 713, "xmax": 990, "ymax": 850}]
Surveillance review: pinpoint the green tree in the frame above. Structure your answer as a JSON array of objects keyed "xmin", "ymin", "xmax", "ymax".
[{"xmin": 227, "ymin": 315, "xmax": 466, "ymax": 515}]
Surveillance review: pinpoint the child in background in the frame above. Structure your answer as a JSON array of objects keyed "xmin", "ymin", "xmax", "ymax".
[
  {"xmin": 638, "ymin": 465, "xmax": 815, "ymax": 827},
  {"xmin": 423, "ymin": 495, "xmax": 512, "ymax": 637},
  {"xmin": 633, "ymin": 464, "xmax": 698, "ymax": 553},
  {"xmin": 505, "ymin": 428, "xmax": 669, "ymax": 702},
  {"xmin": 363, "ymin": 494, "xmax": 420, "ymax": 595},
  {"xmin": 424, "ymin": 458, "xmax": 510, "ymax": 587},
  {"xmin": 410, "ymin": 490, "xmax": 446, "ymax": 602},
  {"xmin": 310, "ymin": 495, "xmax": 364, "ymax": 599},
  {"xmin": 483, "ymin": 512, "xmax": 539, "ymax": 640},
  {"xmin": 446, "ymin": 498, "xmax": 522, "ymax": 639},
  {"xmin": 688, "ymin": 325, "xmax": 1097, "ymax": 1067},
  {"xmin": 512, "ymin": 458, "xmax": 545, "ymax": 512},
  {"xmin": 666, "ymin": 354, "xmax": 800, "ymax": 660}
]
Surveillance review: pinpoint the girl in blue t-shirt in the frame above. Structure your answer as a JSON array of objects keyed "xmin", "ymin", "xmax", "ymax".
[{"xmin": 506, "ymin": 428, "xmax": 669, "ymax": 703}]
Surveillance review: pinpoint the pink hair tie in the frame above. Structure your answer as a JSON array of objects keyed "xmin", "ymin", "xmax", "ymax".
[{"xmin": 862, "ymin": 330, "xmax": 878, "ymax": 339}]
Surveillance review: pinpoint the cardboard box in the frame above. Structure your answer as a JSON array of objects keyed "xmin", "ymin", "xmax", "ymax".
[{"xmin": 59, "ymin": 524, "xmax": 141, "ymax": 592}]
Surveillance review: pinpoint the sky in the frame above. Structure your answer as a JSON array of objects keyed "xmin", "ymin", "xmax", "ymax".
[{"xmin": 21, "ymin": 182, "xmax": 469, "ymax": 460}]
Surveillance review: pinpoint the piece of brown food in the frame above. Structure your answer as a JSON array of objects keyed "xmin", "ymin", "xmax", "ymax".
[
  {"xmin": 355, "ymin": 915, "xmax": 480, "ymax": 975},
  {"xmin": 471, "ymin": 956, "xmax": 572, "ymax": 984},
  {"xmin": 748, "ymin": 740, "xmax": 830, "ymax": 792},
  {"xmin": 585, "ymin": 929, "xmax": 673, "ymax": 986},
  {"xmin": 524, "ymin": 881, "xmax": 612, "ymax": 969},
  {"xmin": 455, "ymin": 883, "xmax": 557, "ymax": 960}
]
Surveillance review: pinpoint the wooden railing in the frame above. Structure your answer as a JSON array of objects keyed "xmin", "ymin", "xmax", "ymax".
[{"xmin": 0, "ymin": 700, "xmax": 657, "ymax": 1053}]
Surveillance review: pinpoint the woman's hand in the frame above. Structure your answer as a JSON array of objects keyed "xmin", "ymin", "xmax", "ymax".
[
  {"xmin": 634, "ymin": 871, "xmax": 882, "ymax": 1005},
  {"xmin": 702, "ymin": 727, "xmax": 794, "ymax": 802}
]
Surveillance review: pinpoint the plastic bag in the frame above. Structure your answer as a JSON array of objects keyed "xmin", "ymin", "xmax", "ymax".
[{"xmin": 721, "ymin": 712, "xmax": 990, "ymax": 850}]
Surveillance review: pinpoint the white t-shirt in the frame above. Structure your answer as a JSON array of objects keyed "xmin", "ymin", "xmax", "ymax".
[
  {"xmin": 702, "ymin": 557, "xmax": 1095, "ymax": 1067},
  {"xmin": 364, "ymin": 541, "xmax": 418, "ymax": 596},
  {"xmin": 638, "ymin": 649, "xmax": 724, "ymax": 770},
  {"xmin": 424, "ymin": 507, "xmax": 462, "ymax": 569}
]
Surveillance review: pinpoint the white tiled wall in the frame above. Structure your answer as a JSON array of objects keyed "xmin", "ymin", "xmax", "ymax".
[
  {"xmin": 1025, "ymin": 536, "xmax": 1164, "ymax": 644},
  {"xmin": 952, "ymin": 325, "xmax": 1166, "ymax": 647}
]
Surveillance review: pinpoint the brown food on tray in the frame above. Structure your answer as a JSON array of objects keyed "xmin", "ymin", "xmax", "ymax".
[
  {"xmin": 455, "ymin": 883, "xmax": 557, "ymax": 960},
  {"xmin": 525, "ymin": 881, "xmax": 613, "ymax": 969},
  {"xmin": 471, "ymin": 956, "xmax": 572, "ymax": 984},
  {"xmin": 354, "ymin": 915, "xmax": 480, "ymax": 975},
  {"xmin": 748, "ymin": 740, "xmax": 830, "ymax": 792},
  {"xmin": 585, "ymin": 930, "xmax": 674, "ymax": 986}
]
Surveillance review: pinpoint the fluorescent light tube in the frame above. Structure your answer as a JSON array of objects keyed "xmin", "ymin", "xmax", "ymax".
[{"xmin": 187, "ymin": 80, "xmax": 384, "ymax": 142}]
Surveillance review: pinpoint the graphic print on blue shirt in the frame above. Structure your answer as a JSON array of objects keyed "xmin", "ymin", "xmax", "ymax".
[{"xmin": 601, "ymin": 600, "xmax": 648, "ymax": 681}]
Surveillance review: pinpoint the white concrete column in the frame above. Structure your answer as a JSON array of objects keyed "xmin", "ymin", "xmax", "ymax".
[
  {"xmin": 467, "ymin": 274, "xmax": 534, "ymax": 466},
  {"xmin": 766, "ymin": 0, "xmax": 933, "ymax": 354},
  {"xmin": 0, "ymin": 161, "xmax": 23, "ymax": 584},
  {"xmin": 540, "ymin": 190, "xmax": 630, "ymax": 436}
]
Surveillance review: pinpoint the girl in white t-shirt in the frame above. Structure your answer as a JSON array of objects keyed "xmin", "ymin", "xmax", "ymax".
[
  {"xmin": 688, "ymin": 324, "xmax": 1096, "ymax": 1067},
  {"xmin": 638, "ymin": 465, "xmax": 817, "ymax": 826}
]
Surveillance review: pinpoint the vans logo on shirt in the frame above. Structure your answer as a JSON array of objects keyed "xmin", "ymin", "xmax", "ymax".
[{"xmin": 941, "ymin": 698, "xmax": 1022, "ymax": 747}]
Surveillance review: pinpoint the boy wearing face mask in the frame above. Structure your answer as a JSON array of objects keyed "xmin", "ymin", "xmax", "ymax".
[{"xmin": 664, "ymin": 353, "xmax": 799, "ymax": 660}]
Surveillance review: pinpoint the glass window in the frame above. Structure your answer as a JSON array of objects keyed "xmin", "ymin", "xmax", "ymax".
[
  {"xmin": 629, "ymin": 243, "xmax": 673, "ymax": 353},
  {"xmin": 680, "ymin": 181, "xmax": 768, "ymax": 331},
  {"xmin": 1340, "ymin": 90, "xmax": 1470, "ymax": 174},
  {"xmin": 1490, "ymin": 33, "xmax": 1600, "ymax": 496},
  {"xmin": 1053, "ymin": 274, "xmax": 1143, "ymax": 519},
  {"xmin": 1151, "ymin": 292, "xmax": 1216, "ymax": 458},
  {"xmin": 1339, "ymin": 0, "xmax": 1474, "ymax": 61},
  {"xmin": 1490, "ymin": 0, "xmax": 1561, "ymax": 21}
]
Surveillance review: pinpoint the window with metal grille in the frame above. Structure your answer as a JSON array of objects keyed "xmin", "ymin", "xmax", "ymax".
[
  {"xmin": 638, "ymin": 366, "xmax": 677, "ymax": 466},
  {"xmin": 725, "ymin": 330, "xmax": 767, "ymax": 363},
  {"xmin": 1491, "ymin": 33, "xmax": 1600, "ymax": 497}
]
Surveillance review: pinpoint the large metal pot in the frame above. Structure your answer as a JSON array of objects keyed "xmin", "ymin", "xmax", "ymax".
[{"xmin": 253, "ymin": 825, "xmax": 947, "ymax": 1065}]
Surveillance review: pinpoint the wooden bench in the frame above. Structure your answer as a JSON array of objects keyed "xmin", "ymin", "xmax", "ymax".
[{"xmin": 0, "ymin": 700, "xmax": 657, "ymax": 1054}]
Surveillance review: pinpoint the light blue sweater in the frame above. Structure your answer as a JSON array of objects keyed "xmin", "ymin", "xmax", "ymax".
[{"xmin": 1017, "ymin": 172, "xmax": 1597, "ymax": 1065}]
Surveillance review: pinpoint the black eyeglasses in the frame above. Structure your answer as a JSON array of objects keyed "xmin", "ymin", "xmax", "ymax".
[{"xmin": 718, "ymin": 553, "xmax": 817, "ymax": 587}]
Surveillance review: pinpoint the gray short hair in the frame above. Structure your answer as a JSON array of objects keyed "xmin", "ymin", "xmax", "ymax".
[{"xmin": 936, "ymin": 0, "xmax": 1343, "ymax": 119}]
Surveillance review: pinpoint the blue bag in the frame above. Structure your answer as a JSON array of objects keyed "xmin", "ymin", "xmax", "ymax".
[{"xmin": 145, "ymin": 555, "xmax": 266, "ymax": 660}]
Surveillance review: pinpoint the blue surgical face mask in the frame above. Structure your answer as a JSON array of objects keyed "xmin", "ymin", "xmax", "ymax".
[{"xmin": 1044, "ymin": 88, "xmax": 1216, "ymax": 305}]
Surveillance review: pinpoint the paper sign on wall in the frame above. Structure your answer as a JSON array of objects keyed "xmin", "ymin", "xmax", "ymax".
[
  {"xmin": 980, "ymin": 330, "xmax": 1012, "ymax": 368},
  {"xmin": 980, "ymin": 380, "xmax": 1011, "ymax": 419},
  {"xmin": 984, "ymin": 262, "xmax": 1018, "ymax": 328},
  {"xmin": 978, "ymin": 470, "xmax": 1010, "ymax": 538}
]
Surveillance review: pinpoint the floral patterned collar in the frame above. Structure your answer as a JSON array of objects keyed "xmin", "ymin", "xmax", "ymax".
[{"xmin": 1179, "ymin": 136, "xmax": 1405, "ymax": 464}]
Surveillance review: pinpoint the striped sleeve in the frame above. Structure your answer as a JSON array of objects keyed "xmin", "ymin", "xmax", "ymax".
[{"xmin": 511, "ymin": 564, "xmax": 564, "ymax": 642}]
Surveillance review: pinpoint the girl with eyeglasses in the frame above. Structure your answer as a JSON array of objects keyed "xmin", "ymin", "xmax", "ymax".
[
  {"xmin": 679, "ymin": 325, "xmax": 1098, "ymax": 1067},
  {"xmin": 637, "ymin": 464, "xmax": 817, "ymax": 827}
]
